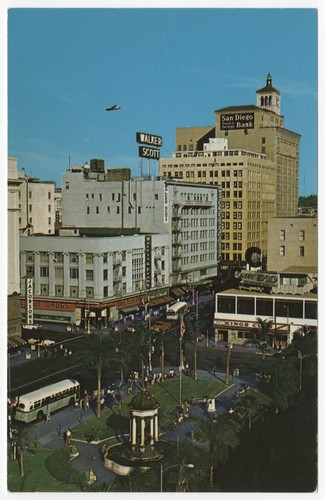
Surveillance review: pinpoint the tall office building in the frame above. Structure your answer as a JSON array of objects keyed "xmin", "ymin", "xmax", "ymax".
[
  {"xmin": 215, "ymin": 74, "xmax": 300, "ymax": 217},
  {"xmin": 159, "ymin": 74, "xmax": 300, "ymax": 267}
]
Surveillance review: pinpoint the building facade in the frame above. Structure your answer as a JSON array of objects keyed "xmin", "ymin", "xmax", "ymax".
[
  {"xmin": 20, "ymin": 231, "xmax": 170, "ymax": 326},
  {"xmin": 267, "ymin": 216, "xmax": 317, "ymax": 275},
  {"xmin": 214, "ymin": 284, "xmax": 317, "ymax": 350},
  {"xmin": 18, "ymin": 169, "xmax": 56, "ymax": 234},
  {"xmin": 19, "ymin": 172, "xmax": 221, "ymax": 325},
  {"xmin": 159, "ymin": 74, "xmax": 300, "ymax": 268},
  {"xmin": 215, "ymin": 74, "xmax": 300, "ymax": 218},
  {"xmin": 8, "ymin": 157, "xmax": 23, "ymax": 338},
  {"xmin": 159, "ymin": 138, "xmax": 276, "ymax": 264}
]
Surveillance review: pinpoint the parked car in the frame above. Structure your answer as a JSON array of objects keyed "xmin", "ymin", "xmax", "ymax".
[{"xmin": 22, "ymin": 323, "xmax": 42, "ymax": 330}]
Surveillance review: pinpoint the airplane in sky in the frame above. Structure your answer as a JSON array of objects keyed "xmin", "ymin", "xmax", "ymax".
[{"xmin": 104, "ymin": 104, "xmax": 121, "ymax": 111}]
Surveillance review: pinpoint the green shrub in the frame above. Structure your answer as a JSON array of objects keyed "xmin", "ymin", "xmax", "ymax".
[
  {"xmin": 46, "ymin": 446, "xmax": 79, "ymax": 484},
  {"xmin": 85, "ymin": 425, "xmax": 103, "ymax": 442}
]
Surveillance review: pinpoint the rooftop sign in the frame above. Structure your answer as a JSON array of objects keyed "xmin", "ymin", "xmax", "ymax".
[
  {"xmin": 136, "ymin": 132, "xmax": 163, "ymax": 147},
  {"xmin": 220, "ymin": 112, "xmax": 255, "ymax": 131}
]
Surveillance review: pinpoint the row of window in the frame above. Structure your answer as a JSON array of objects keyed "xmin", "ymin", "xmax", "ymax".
[
  {"xmin": 26, "ymin": 191, "xmax": 53, "ymax": 200},
  {"xmin": 85, "ymin": 192, "xmax": 159, "ymax": 202},
  {"xmin": 163, "ymin": 169, "xmax": 243, "ymax": 178},
  {"xmin": 280, "ymin": 246, "xmax": 306, "ymax": 257},
  {"xmin": 222, "ymin": 222, "xmax": 243, "ymax": 230},
  {"xmin": 217, "ymin": 295, "xmax": 317, "ymax": 320},
  {"xmin": 222, "ymin": 243, "xmax": 243, "ymax": 251},
  {"xmin": 20, "ymin": 217, "xmax": 53, "ymax": 226},
  {"xmin": 26, "ymin": 250, "xmax": 163, "ymax": 265},
  {"xmin": 222, "ymin": 253, "xmax": 243, "ymax": 262},
  {"xmin": 222, "ymin": 212, "xmax": 243, "ymax": 220},
  {"xmin": 280, "ymin": 229, "xmax": 305, "ymax": 241}
]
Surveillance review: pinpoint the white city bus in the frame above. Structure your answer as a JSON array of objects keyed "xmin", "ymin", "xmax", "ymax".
[
  {"xmin": 166, "ymin": 301, "xmax": 188, "ymax": 321},
  {"xmin": 13, "ymin": 379, "xmax": 80, "ymax": 423}
]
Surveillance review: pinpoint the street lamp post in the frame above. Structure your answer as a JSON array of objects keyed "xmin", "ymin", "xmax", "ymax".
[
  {"xmin": 81, "ymin": 290, "xmax": 91, "ymax": 334},
  {"xmin": 160, "ymin": 463, "xmax": 194, "ymax": 492},
  {"xmin": 226, "ymin": 343, "xmax": 233, "ymax": 385}
]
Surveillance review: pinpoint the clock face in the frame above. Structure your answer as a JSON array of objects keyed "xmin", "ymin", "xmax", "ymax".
[
  {"xmin": 251, "ymin": 252, "xmax": 261, "ymax": 264},
  {"xmin": 245, "ymin": 246, "xmax": 262, "ymax": 268}
]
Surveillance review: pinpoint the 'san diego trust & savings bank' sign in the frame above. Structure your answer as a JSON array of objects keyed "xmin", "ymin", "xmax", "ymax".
[{"xmin": 220, "ymin": 112, "xmax": 255, "ymax": 130}]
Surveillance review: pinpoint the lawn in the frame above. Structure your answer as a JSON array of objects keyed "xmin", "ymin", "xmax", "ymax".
[
  {"xmin": 72, "ymin": 377, "xmax": 226, "ymax": 442},
  {"xmin": 7, "ymin": 448, "xmax": 78, "ymax": 492}
]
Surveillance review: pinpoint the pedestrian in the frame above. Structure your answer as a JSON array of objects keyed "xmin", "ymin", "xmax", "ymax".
[
  {"xmin": 87, "ymin": 468, "xmax": 97, "ymax": 485},
  {"xmin": 64, "ymin": 428, "xmax": 72, "ymax": 445},
  {"xmin": 45, "ymin": 406, "xmax": 52, "ymax": 422}
]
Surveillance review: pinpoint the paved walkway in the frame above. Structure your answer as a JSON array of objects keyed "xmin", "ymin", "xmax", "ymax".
[{"xmin": 20, "ymin": 367, "xmax": 258, "ymax": 486}]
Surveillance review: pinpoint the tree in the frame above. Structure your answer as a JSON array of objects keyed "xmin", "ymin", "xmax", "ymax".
[
  {"xmin": 254, "ymin": 317, "xmax": 273, "ymax": 375},
  {"xmin": 200, "ymin": 414, "xmax": 240, "ymax": 482},
  {"xmin": 12, "ymin": 423, "xmax": 38, "ymax": 478},
  {"xmin": 266, "ymin": 358, "xmax": 299, "ymax": 414},
  {"xmin": 236, "ymin": 392, "xmax": 265, "ymax": 430},
  {"xmin": 74, "ymin": 334, "xmax": 117, "ymax": 418}
]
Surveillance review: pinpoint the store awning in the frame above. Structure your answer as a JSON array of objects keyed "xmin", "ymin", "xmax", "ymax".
[
  {"xmin": 170, "ymin": 286, "xmax": 190, "ymax": 298},
  {"xmin": 8, "ymin": 336, "xmax": 27, "ymax": 350},
  {"xmin": 148, "ymin": 295, "xmax": 173, "ymax": 307},
  {"xmin": 118, "ymin": 306, "xmax": 140, "ymax": 315}
]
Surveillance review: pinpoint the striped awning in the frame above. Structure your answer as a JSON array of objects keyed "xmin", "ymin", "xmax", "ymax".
[
  {"xmin": 118, "ymin": 305, "xmax": 140, "ymax": 315},
  {"xmin": 8, "ymin": 336, "xmax": 27, "ymax": 350}
]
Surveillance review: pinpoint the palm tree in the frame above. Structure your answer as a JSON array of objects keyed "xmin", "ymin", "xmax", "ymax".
[
  {"xmin": 255, "ymin": 317, "xmax": 273, "ymax": 376},
  {"xmin": 12, "ymin": 423, "xmax": 38, "ymax": 478},
  {"xmin": 200, "ymin": 414, "xmax": 240, "ymax": 482},
  {"xmin": 267, "ymin": 358, "xmax": 299, "ymax": 414},
  {"xmin": 236, "ymin": 392, "xmax": 265, "ymax": 430},
  {"xmin": 74, "ymin": 334, "xmax": 117, "ymax": 418}
]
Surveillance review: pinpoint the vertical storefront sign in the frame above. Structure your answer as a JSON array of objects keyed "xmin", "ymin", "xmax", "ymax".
[
  {"xmin": 26, "ymin": 277, "xmax": 34, "ymax": 324},
  {"xmin": 145, "ymin": 235, "xmax": 152, "ymax": 289},
  {"xmin": 164, "ymin": 185, "xmax": 169, "ymax": 223}
]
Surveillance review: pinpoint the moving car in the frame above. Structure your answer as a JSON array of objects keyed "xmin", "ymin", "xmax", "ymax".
[{"xmin": 22, "ymin": 323, "xmax": 42, "ymax": 330}]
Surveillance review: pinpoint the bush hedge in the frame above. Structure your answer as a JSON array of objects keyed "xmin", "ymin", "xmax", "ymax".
[{"xmin": 45, "ymin": 446, "xmax": 83, "ymax": 487}]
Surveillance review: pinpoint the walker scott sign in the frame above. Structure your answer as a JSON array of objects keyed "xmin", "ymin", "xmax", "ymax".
[
  {"xmin": 136, "ymin": 132, "xmax": 163, "ymax": 147},
  {"xmin": 220, "ymin": 112, "xmax": 255, "ymax": 130},
  {"xmin": 137, "ymin": 131, "xmax": 162, "ymax": 161},
  {"xmin": 138, "ymin": 146, "xmax": 160, "ymax": 160}
]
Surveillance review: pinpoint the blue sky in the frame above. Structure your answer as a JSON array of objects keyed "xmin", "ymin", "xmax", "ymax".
[{"xmin": 7, "ymin": 7, "xmax": 318, "ymax": 195}]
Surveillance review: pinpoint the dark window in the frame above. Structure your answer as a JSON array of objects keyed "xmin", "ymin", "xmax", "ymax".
[
  {"xmin": 237, "ymin": 297, "xmax": 255, "ymax": 315},
  {"xmin": 217, "ymin": 296, "xmax": 235, "ymax": 314},
  {"xmin": 275, "ymin": 300, "xmax": 303, "ymax": 319},
  {"xmin": 256, "ymin": 298, "xmax": 273, "ymax": 316},
  {"xmin": 305, "ymin": 301, "xmax": 317, "ymax": 320}
]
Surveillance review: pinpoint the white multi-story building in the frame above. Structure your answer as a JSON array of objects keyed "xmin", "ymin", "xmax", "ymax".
[
  {"xmin": 18, "ymin": 169, "xmax": 56, "ymax": 235},
  {"xmin": 19, "ymin": 170, "xmax": 221, "ymax": 325},
  {"xmin": 20, "ymin": 231, "xmax": 170, "ymax": 326},
  {"xmin": 60, "ymin": 169, "xmax": 221, "ymax": 287}
]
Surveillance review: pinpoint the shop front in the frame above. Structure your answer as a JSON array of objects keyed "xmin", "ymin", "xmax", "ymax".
[{"xmin": 214, "ymin": 318, "xmax": 289, "ymax": 349}]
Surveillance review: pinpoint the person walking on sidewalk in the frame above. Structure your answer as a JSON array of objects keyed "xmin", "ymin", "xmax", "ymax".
[{"xmin": 64, "ymin": 428, "xmax": 72, "ymax": 445}]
